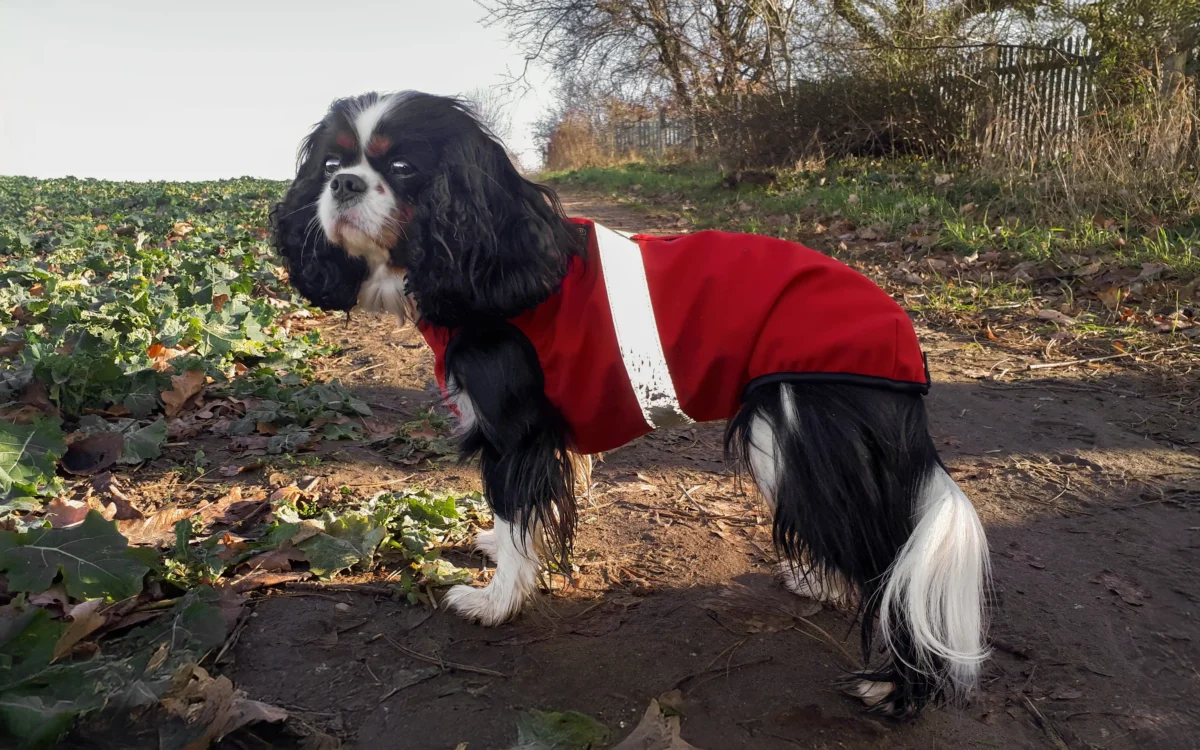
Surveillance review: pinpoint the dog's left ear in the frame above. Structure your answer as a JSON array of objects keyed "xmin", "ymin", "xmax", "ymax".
[{"xmin": 406, "ymin": 136, "xmax": 582, "ymax": 327}]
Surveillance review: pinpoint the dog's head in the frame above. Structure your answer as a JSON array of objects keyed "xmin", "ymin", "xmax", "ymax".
[{"xmin": 272, "ymin": 91, "xmax": 582, "ymax": 326}]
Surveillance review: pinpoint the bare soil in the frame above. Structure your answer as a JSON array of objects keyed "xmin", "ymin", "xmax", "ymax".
[{"xmin": 132, "ymin": 194, "xmax": 1200, "ymax": 749}]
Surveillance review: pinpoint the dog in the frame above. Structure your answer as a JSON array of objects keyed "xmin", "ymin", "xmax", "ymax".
[{"xmin": 272, "ymin": 90, "xmax": 991, "ymax": 718}]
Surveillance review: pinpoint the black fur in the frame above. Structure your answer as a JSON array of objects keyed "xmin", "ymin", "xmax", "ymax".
[
  {"xmin": 444, "ymin": 321, "xmax": 577, "ymax": 571},
  {"xmin": 271, "ymin": 91, "xmax": 583, "ymax": 322},
  {"xmin": 270, "ymin": 103, "xmax": 369, "ymax": 311},
  {"xmin": 726, "ymin": 381, "xmax": 943, "ymax": 717}
]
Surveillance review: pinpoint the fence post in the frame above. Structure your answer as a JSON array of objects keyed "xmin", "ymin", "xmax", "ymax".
[{"xmin": 657, "ymin": 109, "xmax": 666, "ymax": 158}]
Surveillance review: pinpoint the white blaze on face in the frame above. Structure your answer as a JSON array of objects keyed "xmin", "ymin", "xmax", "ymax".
[
  {"xmin": 317, "ymin": 94, "xmax": 402, "ymax": 269},
  {"xmin": 316, "ymin": 94, "xmax": 413, "ymax": 321}
]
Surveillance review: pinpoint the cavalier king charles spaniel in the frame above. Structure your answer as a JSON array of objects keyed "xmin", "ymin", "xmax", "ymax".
[{"xmin": 272, "ymin": 91, "xmax": 992, "ymax": 718}]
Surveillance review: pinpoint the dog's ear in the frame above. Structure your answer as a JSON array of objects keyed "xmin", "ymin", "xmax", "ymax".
[
  {"xmin": 271, "ymin": 119, "xmax": 368, "ymax": 312},
  {"xmin": 406, "ymin": 134, "xmax": 582, "ymax": 327}
]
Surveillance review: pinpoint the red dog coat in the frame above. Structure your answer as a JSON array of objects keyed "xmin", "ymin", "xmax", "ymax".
[{"xmin": 419, "ymin": 219, "xmax": 929, "ymax": 454}]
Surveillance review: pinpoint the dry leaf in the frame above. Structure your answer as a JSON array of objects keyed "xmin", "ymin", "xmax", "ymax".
[
  {"xmin": 699, "ymin": 585, "xmax": 820, "ymax": 634},
  {"xmin": 1090, "ymin": 569, "xmax": 1147, "ymax": 606},
  {"xmin": 53, "ymin": 599, "xmax": 107, "ymax": 661},
  {"xmin": 162, "ymin": 370, "xmax": 207, "ymax": 417},
  {"xmin": 44, "ymin": 498, "xmax": 92, "ymax": 528},
  {"xmin": 934, "ymin": 173, "xmax": 953, "ymax": 186},
  {"xmin": 1096, "ymin": 287, "xmax": 1122, "ymax": 311},
  {"xmin": 119, "ymin": 506, "xmax": 198, "ymax": 546},
  {"xmin": 161, "ymin": 665, "xmax": 287, "ymax": 749},
  {"xmin": 240, "ymin": 548, "xmax": 308, "ymax": 573},
  {"xmin": 407, "ymin": 420, "xmax": 439, "ymax": 441},
  {"xmin": 212, "ymin": 294, "xmax": 230, "ymax": 312},
  {"xmin": 1037, "ymin": 309, "xmax": 1076, "ymax": 326},
  {"xmin": 61, "ymin": 432, "xmax": 126, "ymax": 475},
  {"xmin": 1051, "ymin": 687, "xmax": 1084, "ymax": 701},
  {"xmin": 612, "ymin": 691, "xmax": 703, "ymax": 750}
]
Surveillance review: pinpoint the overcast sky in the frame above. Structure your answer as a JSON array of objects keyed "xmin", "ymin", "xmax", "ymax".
[{"xmin": 0, "ymin": 0, "xmax": 551, "ymax": 181}]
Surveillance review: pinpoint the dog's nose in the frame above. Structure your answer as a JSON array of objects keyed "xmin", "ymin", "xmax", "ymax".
[{"xmin": 330, "ymin": 173, "xmax": 367, "ymax": 200}]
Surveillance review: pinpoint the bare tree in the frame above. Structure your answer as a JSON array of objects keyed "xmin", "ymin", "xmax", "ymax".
[
  {"xmin": 463, "ymin": 85, "xmax": 516, "ymax": 143},
  {"xmin": 481, "ymin": 1, "xmax": 809, "ymax": 113}
]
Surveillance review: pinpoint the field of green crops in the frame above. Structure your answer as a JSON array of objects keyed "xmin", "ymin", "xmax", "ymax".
[{"xmin": 0, "ymin": 176, "xmax": 481, "ymax": 747}]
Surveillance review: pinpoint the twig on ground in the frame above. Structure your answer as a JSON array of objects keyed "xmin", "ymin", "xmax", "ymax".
[
  {"xmin": 345, "ymin": 362, "xmax": 387, "ymax": 379},
  {"xmin": 211, "ymin": 601, "xmax": 256, "ymax": 666},
  {"xmin": 1027, "ymin": 343, "xmax": 1196, "ymax": 371},
  {"xmin": 673, "ymin": 639, "xmax": 747, "ymax": 689},
  {"xmin": 1014, "ymin": 691, "xmax": 1072, "ymax": 750},
  {"xmin": 341, "ymin": 474, "xmax": 415, "ymax": 489},
  {"xmin": 678, "ymin": 656, "xmax": 774, "ymax": 693},
  {"xmin": 381, "ymin": 634, "xmax": 508, "ymax": 678},
  {"xmin": 792, "ymin": 616, "xmax": 858, "ymax": 667}
]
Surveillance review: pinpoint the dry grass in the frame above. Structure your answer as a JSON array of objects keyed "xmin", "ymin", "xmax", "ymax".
[{"xmin": 983, "ymin": 76, "xmax": 1200, "ymax": 224}]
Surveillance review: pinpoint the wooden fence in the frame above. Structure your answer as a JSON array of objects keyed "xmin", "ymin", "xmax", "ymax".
[
  {"xmin": 611, "ymin": 111, "xmax": 695, "ymax": 156},
  {"xmin": 600, "ymin": 35, "xmax": 1195, "ymax": 162}
]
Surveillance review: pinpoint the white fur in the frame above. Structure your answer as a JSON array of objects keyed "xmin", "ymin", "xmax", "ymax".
[
  {"xmin": 351, "ymin": 94, "xmax": 397, "ymax": 148},
  {"xmin": 848, "ymin": 678, "xmax": 896, "ymax": 708},
  {"xmin": 443, "ymin": 518, "xmax": 540, "ymax": 626},
  {"xmin": 317, "ymin": 161, "xmax": 399, "ymax": 266},
  {"xmin": 445, "ymin": 375, "xmax": 477, "ymax": 434},
  {"xmin": 878, "ymin": 464, "xmax": 991, "ymax": 700},
  {"xmin": 777, "ymin": 562, "xmax": 851, "ymax": 605},
  {"xmin": 318, "ymin": 93, "xmax": 402, "ymax": 269},
  {"xmin": 473, "ymin": 528, "xmax": 498, "ymax": 562},
  {"xmin": 747, "ymin": 414, "xmax": 781, "ymax": 509},
  {"xmin": 356, "ymin": 263, "xmax": 412, "ymax": 319}
]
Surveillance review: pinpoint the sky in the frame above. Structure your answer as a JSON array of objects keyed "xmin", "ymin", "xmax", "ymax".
[{"xmin": 0, "ymin": 0, "xmax": 552, "ymax": 181}]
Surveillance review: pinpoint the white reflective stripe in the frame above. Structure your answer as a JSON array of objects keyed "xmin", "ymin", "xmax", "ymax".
[{"xmin": 593, "ymin": 223, "xmax": 694, "ymax": 430}]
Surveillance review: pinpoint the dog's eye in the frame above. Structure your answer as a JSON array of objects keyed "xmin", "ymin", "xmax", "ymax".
[
  {"xmin": 323, "ymin": 157, "xmax": 341, "ymax": 175},
  {"xmin": 389, "ymin": 159, "xmax": 415, "ymax": 177}
]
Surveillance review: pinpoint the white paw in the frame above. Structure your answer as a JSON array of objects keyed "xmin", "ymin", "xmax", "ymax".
[
  {"xmin": 777, "ymin": 563, "xmax": 851, "ymax": 605},
  {"xmin": 474, "ymin": 529, "xmax": 498, "ymax": 563},
  {"xmin": 443, "ymin": 583, "xmax": 524, "ymax": 627},
  {"xmin": 846, "ymin": 678, "xmax": 896, "ymax": 709}
]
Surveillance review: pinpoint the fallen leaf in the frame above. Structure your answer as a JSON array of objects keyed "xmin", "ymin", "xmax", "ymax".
[
  {"xmin": 934, "ymin": 173, "xmax": 953, "ymax": 186},
  {"xmin": 160, "ymin": 664, "xmax": 287, "ymax": 750},
  {"xmin": 1037, "ymin": 309, "xmax": 1076, "ymax": 326},
  {"xmin": 511, "ymin": 709, "xmax": 611, "ymax": 750},
  {"xmin": 161, "ymin": 370, "xmax": 207, "ymax": 417},
  {"xmin": 407, "ymin": 420, "xmax": 439, "ymax": 441},
  {"xmin": 1090, "ymin": 569, "xmax": 1147, "ymax": 606},
  {"xmin": 19, "ymin": 381, "xmax": 60, "ymax": 419},
  {"xmin": 846, "ymin": 194, "xmax": 860, "ymax": 205},
  {"xmin": 1134, "ymin": 263, "xmax": 1165, "ymax": 283},
  {"xmin": 118, "ymin": 506, "xmax": 197, "ymax": 547},
  {"xmin": 612, "ymin": 692, "xmax": 703, "ymax": 750},
  {"xmin": 212, "ymin": 294, "xmax": 230, "ymax": 313},
  {"xmin": 60, "ymin": 432, "xmax": 126, "ymax": 475},
  {"xmin": 53, "ymin": 598, "xmax": 107, "ymax": 661},
  {"xmin": 1051, "ymin": 687, "xmax": 1084, "ymax": 701},
  {"xmin": 1096, "ymin": 287, "xmax": 1123, "ymax": 311},
  {"xmin": 44, "ymin": 498, "xmax": 91, "ymax": 528},
  {"xmin": 239, "ymin": 548, "xmax": 308, "ymax": 573},
  {"xmin": 699, "ymin": 585, "xmax": 820, "ymax": 634}
]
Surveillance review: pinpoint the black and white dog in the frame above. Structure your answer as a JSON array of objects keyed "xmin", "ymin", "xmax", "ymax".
[{"xmin": 272, "ymin": 91, "xmax": 991, "ymax": 718}]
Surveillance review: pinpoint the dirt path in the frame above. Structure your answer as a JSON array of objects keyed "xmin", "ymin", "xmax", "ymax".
[{"xmin": 226, "ymin": 193, "xmax": 1200, "ymax": 749}]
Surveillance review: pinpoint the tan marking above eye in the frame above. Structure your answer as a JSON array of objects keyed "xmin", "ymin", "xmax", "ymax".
[
  {"xmin": 366, "ymin": 135, "xmax": 391, "ymax": 158},
  {"xmin": 335, "ymin": 132, "xmax": 355, "ymax": 150}
]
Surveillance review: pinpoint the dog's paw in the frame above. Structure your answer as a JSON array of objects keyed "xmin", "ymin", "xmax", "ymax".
[
  {"xmin": 840, "ymin": 676, "xmax": 921, "ymax": 719},
  {"xmin": 777, "ymin": 563, "xmax": 852, "ymax": 605},
  {"xmin": 443, "ymin": 583, "xmax": 524, "ymax": 626},
  {"xmin": 474, "ymin": 529, "xmax": 498, "ymax": 563}
]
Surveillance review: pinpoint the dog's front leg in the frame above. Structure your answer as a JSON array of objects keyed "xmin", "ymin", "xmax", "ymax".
[{"xmin": 440, "ymin": 322, "xmax": 579, "ymax": 627}]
